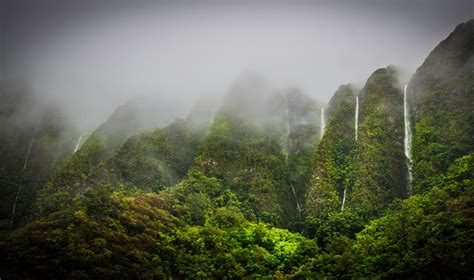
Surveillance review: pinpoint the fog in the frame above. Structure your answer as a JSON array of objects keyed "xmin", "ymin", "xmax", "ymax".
[{"xmin": 1, "ymin": 0, "xmax": 472, "ymax": 130}]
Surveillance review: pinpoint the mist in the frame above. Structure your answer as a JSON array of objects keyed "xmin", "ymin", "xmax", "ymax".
[{"xmin": 1, "ymin": 0, "xmax": 472, "ymax": 131}]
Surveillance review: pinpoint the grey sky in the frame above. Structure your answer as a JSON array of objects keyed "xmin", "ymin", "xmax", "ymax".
[{"xmin": 1, "ymin": 0, "xmax": 472, "ymax": 130}]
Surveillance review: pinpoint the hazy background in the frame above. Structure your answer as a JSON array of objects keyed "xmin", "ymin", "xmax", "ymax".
[{"xmin": 1, "ymin": 0, "xmax": 472, "ymax": 130}]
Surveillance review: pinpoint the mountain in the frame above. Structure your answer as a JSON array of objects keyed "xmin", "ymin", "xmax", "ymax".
[
  {"xmin": 409, "ymin": 19, "xmax": 474, "ymax": 194},
  {"xmin": 0, "ymin": 20, "xmax": 473, "ymax": 279},
  {"xmin": 350, "ymin": 66, "xmax": 407, "ymax": 218},
  {"xmin": 306, "ymin": 84, "xmax": 357, "ymax": 216},
  {"xmin": 0, "ymin": 81, "xmax": 79, "ymax": 225},
  {"xmin": 285, "ymin": 88, "xmax": 322, "ymax": 225},
  {"xmin": 193, "ymin": 79, "xmax": 321, "ymax": 227},
  {"xmin": 36, "ymin": 118, "xmax": 207, "ymax": 217}
]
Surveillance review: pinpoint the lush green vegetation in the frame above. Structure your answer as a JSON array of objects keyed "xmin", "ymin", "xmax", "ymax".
[
  {"xmin": 0, "ymin": 20, "xmax": 472, "ymax": 279},
  {"xmin": 194, "ymin": 112, "xmax": 288, "ymax": 226},
  {"xmin": 306, "ymin": 84, "xmax": 356, "ymax": 216},
  {"xmin": 410, "ymin": 20, "xmax": 474, "ymax": 195},
  {"xmin": 350, "ymin": 67, "xmax": 407, "ymax": 218}
]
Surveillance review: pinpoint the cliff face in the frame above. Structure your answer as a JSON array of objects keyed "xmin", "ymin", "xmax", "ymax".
[
  {"xmin": 306, "ymin": 84, "xmax": 356, "ymax": 216},
  {"xmin": 409, "ymin": 20, "xmax": 474, "ymax": 194},
  {"xmin": 307, "ymin": 68, "xmax": 407, "ymax": 219},
  {"xmin": 284, "ymin": 88, "xmax": 321, "ymax": 226},
  {"xmin": 350, "ymin": 67, "xmax": 406, "ymax": 217}
]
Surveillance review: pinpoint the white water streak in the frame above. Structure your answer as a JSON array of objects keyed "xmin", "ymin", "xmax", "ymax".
[
  {"xmin": 341, "ymin": 187, "xmax": 347, "ymax": 211},
  {"xmin": 355, "ymin": 96, "xmax": 359, "ymax": 141},
  {"xmin": 73, "ymin": 133, "xmax": 86, "ymax": 153},
  {"xmin": 404, "ymin": 84, "xmax": 413, "ymax": 194},
  {"xmin": 284, "ymin": 94, "xmax": 301, "ymax": 213},
  {"xmin": 11, "ymin": 115, "xmax": 42, "ymax": 224}
]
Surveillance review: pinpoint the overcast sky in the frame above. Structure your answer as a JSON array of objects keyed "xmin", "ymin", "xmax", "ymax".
[{"xmin": 1, "ymin": 0, "xmax": 472, "ymax": 130}]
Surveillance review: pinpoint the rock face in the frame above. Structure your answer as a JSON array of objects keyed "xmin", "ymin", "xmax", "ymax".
[
  {"xmin": 306, "ymin": 84, "xmax": 356, "ymax": 216},
  {"xmin": 409, "ymin": 19, "xmax": 474, "ymax": 194},
  {"xmin": 307, "ymin": 68, "xmax": 407, "ymax": 219},
  {"xmin": 350, "ymin": 67, "xmax": 407, "ymax": 217}
]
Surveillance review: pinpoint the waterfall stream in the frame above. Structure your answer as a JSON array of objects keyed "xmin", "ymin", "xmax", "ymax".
[
  {"xmin": 73, "ymin": 133, "xmax": 86, "ymax": 153},
  {"xmin": 404, "ymin": 84, "xmax": 413, "ymax": 194},
  {"xmin": 341, "ymin": 188, "xmax": 347, "ymax": 211},
  {"xmin": 355, "ymin": 96, "xmax": 359, "ymax": 141},
  {"xmin": 284, "ymin": 95, "xmax": 301, "ymax": 212},
  {"xmin": 11, "ymin": 115, "xmax": 42, "ymax": 224},
  {"xmin": 341, "ymin": 96, "xmax": 359, "ymax": 211}
]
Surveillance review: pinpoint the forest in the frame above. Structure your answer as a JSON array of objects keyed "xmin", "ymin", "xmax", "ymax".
[{"xmin": 0, "ymin": 13, "xmax": 473, "ymax": 280}]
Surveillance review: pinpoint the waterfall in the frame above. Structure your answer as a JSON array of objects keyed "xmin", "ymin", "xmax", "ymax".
[
  {"xmin": 73, "ymin": 133, "xmax": 86, "ymax": 153},
  {"xmin": 341, "ymin": 188, "xmax": 347, "ymax": 211},
  {"xmin": 320, "ymin": 108, "xmax": 325, "ymax": 138},
  {"xmin": 355, "ymin": 96, "xmax": 359, "ymax": 141},
  {"xmin": 404, "ymin": 84, "xmax": 413, "ymax": 194},
  {"xmin": 291, "ymin": 186, "xmax": 301, "ymax": 212},
  {"xmin": 11, "ymin": 115, "xmax": 42, "ymax": 224},
  {"xmin": 283, "ymin": 94, "xmax": 301, "ymax": 213}
]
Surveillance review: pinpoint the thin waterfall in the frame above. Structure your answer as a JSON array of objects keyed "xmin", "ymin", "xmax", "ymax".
[
  {"xmin": 11, "ymin": 114, "xmax": 42, "ymax": 224},
  {"xmin": 404, "ymin": 84, "xmax": 413, "ymax": 194},
  {"xmin": 320, "ymin": 108, "xmax": 325, "ymax": 138},
  {"xmin": 341, "ymin": 188, "xmax": 347, "ymax": 211},
  {"xmin": 355, "ymin": 96, "xmax": 359, "ymax": 141},
  {"xmin": 73, "ymin": 133, "xmax": 86, "ymax": 153},
  {"xmin": 284, "ymin": 94, "xmax": 301, "ymax": 213},
  {"xmin": 342, "ymin": 96, "xmax": 359, "ymax": 211}
]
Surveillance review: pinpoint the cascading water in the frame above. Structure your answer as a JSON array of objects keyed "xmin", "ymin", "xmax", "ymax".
[
  {"xmin": 73, "ymin": 133, "xmax": 86, "ymax": 153},
  {"xmin": 341, "ymin": 96, "xmax": 359, "ymax": 211},
  {"xmin": 341, "ymin": 188, "xmax": 347, "ymax": 211},
  {"xmin": 320, "ymin": 108, "xmax": 325, "ymax": 138},
  {"xmin": 403, "ymin": 84, "xmax": 413, "ymax": 194},
  {"xmin": 284, "ymin": 94, "xmax": 301, "ymax": 213},
  {"xmin": 355, "ymin": 96, "xmax": 359, "ymax": 141},
  {"xmin": 11, "ymin": 115, "xmax": 42, "ymax": 224}
]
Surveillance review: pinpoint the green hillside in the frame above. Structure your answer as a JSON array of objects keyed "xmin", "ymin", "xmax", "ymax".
[{"xmin": 0, "ymin": 19, "xmax": 472, "ymax": 279}]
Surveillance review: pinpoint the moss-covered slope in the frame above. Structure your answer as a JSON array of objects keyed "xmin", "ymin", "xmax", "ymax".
[
  {"xmin": 35, "ymin": 119, "xmax": 206, "ymax": 216},
  {"xmin": 409, "ymin": 19, "xmax": 474, "ymax": 194},
  {"xmin": 350, "ymin": 67, "xmax": 407, "ymax": 217},
  {"xmin": 306, "ymin": 84, "xmax": 357, "ymax": 216}
]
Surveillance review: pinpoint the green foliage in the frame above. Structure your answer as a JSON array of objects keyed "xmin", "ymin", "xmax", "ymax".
[
  {"xmin": 1, "ymin": 173, "xmax": 319, "ymax": 279},
  {"xmin": 307, "ymin": 84, "xmax": 356, "ymax": 215},
  {"xmin": 35, "ymin": 119, "xmax": 205, "ymax": 218},
  {"xmin": 1, "ymin": 21, "xmax": 473, "ymax": 278},
  {"xmin": 194, "ymin": 113, "xmax": 287, "ymax": 226},
  {"xmin": 410, "ymin": 19, "xmax": 474, "ymax": 195},
  {"xmin": 350, "ymin": 67, "xmax": 407, "ymax": 218},
  {"xmin": 35, "ymin": 134, "xmax": 109, "ymax": 216},
  {"xmin": 284, "ymin": 89, "xmax": 321, "ymax": 228},
  {"xmin": 1, "ymin": 190, "xmax": 177, "ymax": 279},
  {"xmin": 350, "ymin": 153, "xmax": 474, "ymax": 279}
]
